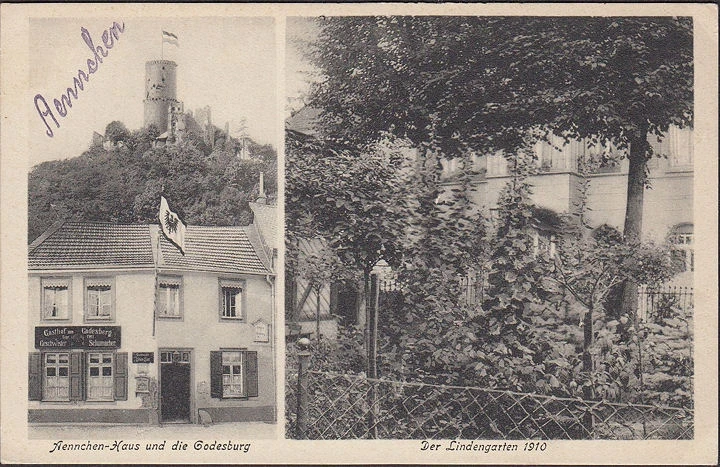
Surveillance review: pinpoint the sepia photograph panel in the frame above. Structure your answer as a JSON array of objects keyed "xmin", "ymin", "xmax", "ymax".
[
  {"xmin": 0, "ymin": 3, "xmax": 716, "ymax": 464},
  {"xmin": 284, "ymin": 15, "xmax": 695, "ymax": 441},
  {"xmin": 26, "ymin": 16, "xmax": 279, "ymax": 438}
]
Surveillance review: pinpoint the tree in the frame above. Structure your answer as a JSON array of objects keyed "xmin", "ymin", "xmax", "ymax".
[
  {"xmin": 104, "ymin": 120, "xmax": 130, "ymax": 144},
  {"xmin": 307, "ymin": 16, "xmax": 693, "ymax": 314},
  {"xmin": 29, "ymin": 117, "xmax": 277, "ymax": 241},
  {"xmin": 285, "ymin": 128, "xmax": 411, "ymax": 372}
]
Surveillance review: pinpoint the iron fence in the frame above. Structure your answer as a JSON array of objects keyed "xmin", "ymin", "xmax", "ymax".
[
  {"xmin": 638, "ymin": 285, "xmax": 693, "ymax": 321},
  {"xmin": 287, "ymin": 369, "xmax": 693, "ymax": 440}
]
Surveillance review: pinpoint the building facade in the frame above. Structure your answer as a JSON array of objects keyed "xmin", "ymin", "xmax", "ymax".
[
  {"xmin": 439, "ymin": 125, "xmax": 694, "ymax": 286},
  {"xmin": 28, "ymin": 221, "xmax": 276, "ymax": 425}
]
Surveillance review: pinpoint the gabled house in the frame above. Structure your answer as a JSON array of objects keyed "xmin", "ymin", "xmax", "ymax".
[{"xmin": 28, "ymin": 220, "xmax": 276, "ymax": 425}]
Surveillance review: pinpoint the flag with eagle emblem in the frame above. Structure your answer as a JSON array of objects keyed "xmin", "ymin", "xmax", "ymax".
[{"xmin": 159, "ymin": 196, "xmax": 186, "ymax": 255}]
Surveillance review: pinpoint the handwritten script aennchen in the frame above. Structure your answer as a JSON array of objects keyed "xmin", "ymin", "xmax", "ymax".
[{"xmin": 34, "ymin": 21, "xmax": 125, "ymax": 138}]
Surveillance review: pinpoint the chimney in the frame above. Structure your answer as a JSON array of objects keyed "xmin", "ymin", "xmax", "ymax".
[{"xmin": 257, "ymin": 172, "xmax": 267, "ymax": 204}]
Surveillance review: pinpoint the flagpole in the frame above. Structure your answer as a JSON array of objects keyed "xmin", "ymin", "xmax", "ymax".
[{"xmin": 152, "ymin": 227, "xmax": 160, "ymax": 337}]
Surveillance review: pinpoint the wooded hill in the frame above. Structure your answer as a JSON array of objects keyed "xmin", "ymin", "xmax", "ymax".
[{"xmin": 28, "ymin": 117, "xmax": 277, "ymax": 243}]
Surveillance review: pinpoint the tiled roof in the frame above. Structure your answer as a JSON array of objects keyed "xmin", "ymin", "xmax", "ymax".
[
  {"xmin": 29, "ymin": 221, "xmax": 271, "ymax": 275},
  {"xmin": 29, "ymin": 222, "xmax": 154, "ymax": 269},
  {"xmin": 249, "ymin": 202, "xmax": 278, "ymax": 249},
  {"xmin": 158, "ymin": 225, "xmax": 270, "ymax": 275},
  {"xmin": 285, "ymin": 106, "xmax": 321, "ymax": 137}
]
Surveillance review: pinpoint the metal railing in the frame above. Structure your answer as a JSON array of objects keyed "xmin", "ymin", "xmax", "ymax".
[{"xmin": 638, "ymin": 285, "xmax": 693, "ymax": 322}]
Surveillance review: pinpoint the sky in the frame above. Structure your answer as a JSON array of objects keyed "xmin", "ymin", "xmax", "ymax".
[
  {"xmin": 285, "ymin": 17, "xmax": 320, "ymax": 116},
  {"xmin": 29, "ymin": 17, "xmax": 276, "ymax": 167}
]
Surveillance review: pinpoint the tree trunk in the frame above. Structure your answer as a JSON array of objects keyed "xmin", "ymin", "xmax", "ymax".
[
  {"xmin": 620, "ymin": 125, "xmax": 649, "ymax": 318},
  {"xmin": 362, "ymin": 268, "xmax": 371, "ymax": 367},
  {"xmin": 368, "ymin": 273, "xmax": 379, "ymax": 380},
  {"xmin": 582, "ymin": 306, "xmax": 594, "ymax": 386},
  {"xmin": 582, "ymin": 305, "xmax": 594, "ymax": 435},
  {"xmin": 315, "ymin": 284, "xmax": 322, "ymax": 344},
  {"xmin": 622, "ymin": 126, "xmax": 648, "ymax": 243}
]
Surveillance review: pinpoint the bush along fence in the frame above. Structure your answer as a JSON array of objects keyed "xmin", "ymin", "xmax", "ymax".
[{"xmin": 286, "ymin": 361, "xmax": 693, "ymax": 440}]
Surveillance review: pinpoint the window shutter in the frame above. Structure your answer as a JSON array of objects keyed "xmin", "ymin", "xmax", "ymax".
[
  {"xmin": 210, "ymin": 351, "xmax": 223, "ymax": 399},
  {"xmin": 244, "ymin": 351, "xmax": 258, "ymax": 398},
  {"xmin": 28, "ymin": 353, "xmax": 42, "ymax": 401},
  {"xmin": 69, "ymin": 352, "xmax": 84, "ymax": 401},
  {"xmin": 114, "ymin": 352, "xmax": 128, "ymax": 400}
]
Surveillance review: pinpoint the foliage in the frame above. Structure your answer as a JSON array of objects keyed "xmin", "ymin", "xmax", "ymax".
[
  {"xmin": 310, "ymin": 17, "xmax": 691, "ymax": 151},
  {"xmin": 308, "ymin": 16, "xmax": 692, "ymax": 243},
  {"xmin": 293, "ymin": 143, "xmax": 691, "ymax": 409},
  {"xmin": 286, "ymin": 130, "xmax": 409, "ymax": 274},
  {"xmin": 297, "ymin": 244, "xmax": 357, "ymax": 294},
  {"xmin": 285, "ymin": 129, "xmax": 413, "ymax": 356},
  {"xmin": 640, "ymin": 299, "xmax": 693, "ymax": 408},
  {"xmin": 28, "ymin": 117, "xmax": 276, "ymax": 242},
  {"xmin": 287, "ymin": 323, "xmax": 368, "ymax": 376},
  {"xmin": 104, "ymin": 120, "xmax": 130, "ymax": 144},
  {"xmin": 377, "ymin": 149, "xmax": 556, "ymax": 392}
]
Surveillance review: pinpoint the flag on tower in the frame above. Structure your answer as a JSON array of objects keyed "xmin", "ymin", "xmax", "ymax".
[
  {"xmin": 162, "ymin": 30, "xmax": 179, "ymax": 47},
  {"xmin": 159, "ymin": 196, "xmax": 186, "ymax": 255}
]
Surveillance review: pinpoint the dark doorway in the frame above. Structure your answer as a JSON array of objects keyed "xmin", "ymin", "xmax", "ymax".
[
  {"xmin": 334, "ymin": 283, "xmax": 359, "ymax": 325},
  {"xmin": 160, "ymin": 350, "xmax": 191, "ymax": 423}
]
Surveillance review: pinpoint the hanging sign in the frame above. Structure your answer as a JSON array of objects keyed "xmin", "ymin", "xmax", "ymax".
[{"xmin": 35, "ymin": 326, "xmax": 121, "ymax": 349}]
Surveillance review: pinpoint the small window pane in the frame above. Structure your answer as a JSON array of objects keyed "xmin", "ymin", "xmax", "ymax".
[
  {"xmin": 221, "ymin": 284, "xmax": 243, "ymax": 318},
  {"xmin": 223, "ymin": 351, "xmax": 241, "ymax": 363},
  {"xmin": 87, "ymin": 353, "xmax": 113, "ymax": 401},
  {"xmin": 58, "ymin": 355, "xmax": 69, "ymax": 363},
  {"xmin": 58, "ymin": 367, "xmax": 68, "ymax": 377},
  {"xmin": 222, "ymin": 365, "xmax": 230, "ymax": 374},
  {"xmin": 46, "ymin": 367, "xmax": 56, "ymax": 376}
]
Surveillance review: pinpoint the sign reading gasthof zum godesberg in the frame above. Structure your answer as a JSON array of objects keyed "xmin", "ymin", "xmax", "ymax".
[{"xmin": 35, "ymin": 326, "xmax": 121, "ymax": 349}]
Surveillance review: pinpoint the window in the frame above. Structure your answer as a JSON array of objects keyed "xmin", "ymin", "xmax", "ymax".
[
  {"xmin": 669, "ymin": 224, "xmax": 694, "ymax": 273},
  {"xmin": 85, "ymin": 278, "xmax": 114, "ymax": 321},
  {"xmin": 222, "ymin": 351, "xmax": 244, "ymax": 397},
  {"xmin": 665, "ymin": 126, "xmax": 694, "ymax": 168},
  {"xmin": 87, "ymin": 353, "xmax": 113, "ymax": 401},
  {"xmin": 532, "ymin": 231, "xmax": 556, "ymax": 258},
  {"xmin": 157, "ymin": 277, "xmax": 182, "ymax": 318},
  {"xmin": 28, "ymin": 352, "xmax": 127, "ymax": 402},
  {"xmin": 160, "ymin": 350, "xmax": 190, "ymax": 363},
  {"xmin": 219, "ymin": 279, "xmax": 244, "ymax": 320},
  {"xmin": 210, "ymin": 350, "xmax": 258, "ymax": 399},
  {"xmin": 43, "ymin": 352, "xmax": 70, "ymax": 401},
  {"xmin": 42, "ymin": 278, "xmax": 71, "ymax": 320}
]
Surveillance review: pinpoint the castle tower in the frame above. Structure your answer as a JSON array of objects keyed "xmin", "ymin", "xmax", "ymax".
[{"xmin": 144, "ymin": 60, "xmax": 178, "ymax": 131}]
